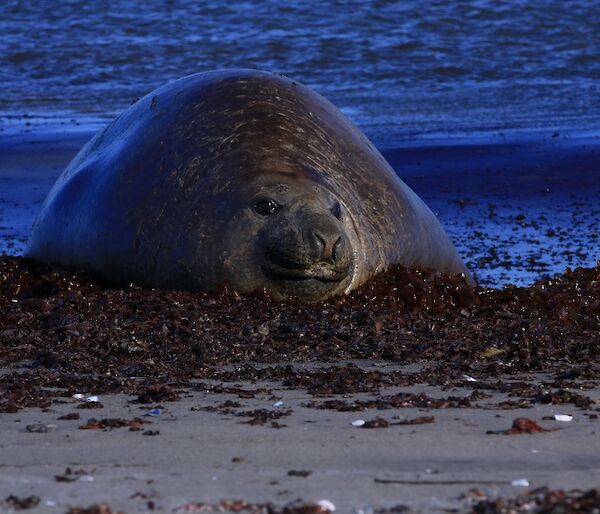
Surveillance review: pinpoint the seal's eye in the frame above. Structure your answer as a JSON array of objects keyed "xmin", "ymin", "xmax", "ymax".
[
  {"xmin": 331, "ymin": 201, "xmax": 342, "ymax": 220},
  {"xmin": 253, "ymin": 199, "xmax": 280, "ymax": 216}
]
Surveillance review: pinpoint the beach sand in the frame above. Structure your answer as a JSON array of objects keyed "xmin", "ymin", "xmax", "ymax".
[
  {"xmin": 0, "ymin": 127, "xmax": 599, "ymax": 513},
  {"xmin": 1, "ymin": 365, "xmax": 599, "ymax": 513}
]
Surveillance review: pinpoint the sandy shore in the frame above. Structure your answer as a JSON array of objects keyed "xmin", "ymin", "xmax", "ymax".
[
  {"xmin": 1, "ymin": 363, "xmax": 599, "ymax": 513},
  {"xmin": 0, "ymin": 255, "xmax": 599, "ymax": 513}
]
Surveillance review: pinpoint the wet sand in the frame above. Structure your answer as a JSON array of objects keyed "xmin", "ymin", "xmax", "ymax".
[{"xmin": 0, "ymin": 131, "xmax": 91, "ymax": 256}]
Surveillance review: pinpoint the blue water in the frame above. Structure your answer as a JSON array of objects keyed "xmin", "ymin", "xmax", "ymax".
[{"xmin": 2, "ymin": 0, "xmax": 600, "ymax": 146}]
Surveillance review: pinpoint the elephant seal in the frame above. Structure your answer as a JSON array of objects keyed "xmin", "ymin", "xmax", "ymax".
[{"xmin": 26, "ymin": 69, "xmax": 471, "ymax": 302}]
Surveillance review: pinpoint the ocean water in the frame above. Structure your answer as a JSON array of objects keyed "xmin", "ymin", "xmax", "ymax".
[{"xmin": 2, "ymin": 0, "xmax": 600, "ymax": 145}]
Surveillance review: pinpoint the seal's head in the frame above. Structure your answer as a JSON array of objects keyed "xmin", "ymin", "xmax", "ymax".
[{"xmin": 223, "ymin": 175, "xmax": 356, "ymax": 302}]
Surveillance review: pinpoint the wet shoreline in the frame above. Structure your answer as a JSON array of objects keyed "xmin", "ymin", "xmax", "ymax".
[{"xmin": 1, "ymin": 124, "xmax": 598, "ymax": 287}]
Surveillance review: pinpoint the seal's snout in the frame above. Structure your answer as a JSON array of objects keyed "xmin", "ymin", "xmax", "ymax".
[
  {"xmin": 307, "ymin": 222, "xmax": 350, "ymax": 268},
  {"xmin": 297, "ymin": 208, "xmax": 352, "ymax": 278},
  {"xmin": 258, "ymin": 205, "xmax": 354, "ymax": 291}
]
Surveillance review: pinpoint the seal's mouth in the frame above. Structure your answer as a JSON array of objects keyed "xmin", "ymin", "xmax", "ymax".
[{"xmin": 261, "ymin": 262, "xmax": 350, "ymax": 283}]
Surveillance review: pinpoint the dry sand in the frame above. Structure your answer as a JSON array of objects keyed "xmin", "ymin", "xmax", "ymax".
[{"xmin": 1, "ymin": 363, "xmax": 599, "ymax": 513}]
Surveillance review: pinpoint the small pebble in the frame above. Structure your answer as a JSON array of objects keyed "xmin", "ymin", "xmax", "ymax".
[{"xmin": 26, "ymin": 423, "xmax": 57, "ymax": 433}]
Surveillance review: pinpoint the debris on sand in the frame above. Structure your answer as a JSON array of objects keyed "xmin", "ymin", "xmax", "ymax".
[
  {"xmin": 469, "ymin": 487, "xmax": 600, "ymax": 513},
  {"xmin": 172, "ymin": 499, "xmax": 335, "ymax": 513},
  {"xmin": 362, "ymin": 417, "xmax": 390, "ymax": 428},
  {"xmin": 0, "ymin": 257, "xmax": 599, "ymax": 513},
  {"xmin": 134, "ymin": 383, "xmax": 181, "ymax": 404},
  {"xmin": 4, "ymin": 494, "xmax": 40, "ymax": 510},
  {"xmin": 78, "ymin": 417, "xmax": 148, "ymax": 431},
  {"xmin": 552, "ymin": 414, "xmax": 573, "ymax": 422},
  {"xmin": 55, "ymin": 467, "xmax": 94, "ymax": 483},
  {"xmin": 25, "ymin": 423, "xmax": 57, "ymax": 433},
  {"xmin": 1, "ymin": 257, "xmax": 598, "ymax": 413},
  {"xmin": 361, "ymin": 416, "xmax": 440, "ymax": 429},
  {"xmin": 65, "ymin": 504, "xmax": 123, "ymax": 514},
  {"xmin": 487, "ymin": 417, "xmax": 559, "ymax": 435},
  {"xmin": 288, "ymin": 469, "xmax": 312, "ymax": 477},
  {"xmin": 57, "ymin": 412, "xmax": 80, "ymax": 420}
]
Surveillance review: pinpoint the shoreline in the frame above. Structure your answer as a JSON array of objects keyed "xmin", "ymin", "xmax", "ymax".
[
  {"xmin": 1, "ymin": 124, "xmax": 598, "ymax": 288},
  {"xmin": 3, "ymin": 112, "xmax": 600, "ymax": 146}
]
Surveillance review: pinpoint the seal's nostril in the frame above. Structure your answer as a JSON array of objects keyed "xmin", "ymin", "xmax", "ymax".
[
  {"xmin": 313, "ymin": 232, "xmax": 326, "ymax": 257},
  {"xmin": 332, "ymin": 236, "xmax": 343, "ymax": 262},
  {"xmin": 311, "ymin": 229, "xmax": 345, "ymax": 264}
]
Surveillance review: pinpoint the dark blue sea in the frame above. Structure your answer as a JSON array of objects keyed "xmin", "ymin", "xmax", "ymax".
[{"xmin": 2, "ymin": 0, "xmax": 600, "ymax": 145}]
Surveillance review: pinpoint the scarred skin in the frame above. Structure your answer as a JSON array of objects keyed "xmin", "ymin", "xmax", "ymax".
[{"xmin": 26, "ymin": 69, "xmax": 472, "ymax": 302}]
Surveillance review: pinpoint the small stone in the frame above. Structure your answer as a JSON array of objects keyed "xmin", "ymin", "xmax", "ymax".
[{"xmin": 26, "ymin": 423, "xmax": 57, "ymax": 433}]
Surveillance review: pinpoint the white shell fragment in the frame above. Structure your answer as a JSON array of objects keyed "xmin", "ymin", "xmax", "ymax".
[
  {"xmin": 511, "ymin": 478, "xmax": 530, "ymax": 487},
  {"xmin": 553, "ymin": 414, "xmax": 573, "ymax": 422},
  {"xmin": 316, "ymin": 499, "xmax": 336, "ymax": 511},
  {"xmin": 351, "ymin": 419, "xmax": 366, "ymax": 427},
  {"xmin": 85, "ymin": 395, "xmax": 99, "ymax": 403},
  {"xmin": 72, "ymin": 393, "xmax": 85, "ymax": 400}
]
